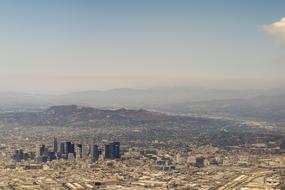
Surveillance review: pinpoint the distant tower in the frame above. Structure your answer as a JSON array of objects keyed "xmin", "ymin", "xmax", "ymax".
[
  {"xmin": 105, "ymin": 142, "xmax": 120, "ymax": 160},
  {"xmin": 36, "ymin": 145, "xmax": 41, "ymax": 158},
  {"xmin": 59, "ymin": 142, "xmax": 65, "ymax": 154},
  {"xmin": 90, "ymin": 138, "xmax": 99, "ymax": 162},
  {"xmin": 105, "ymin": 144, "xmax": 111, "ymax": 159},
  {"xmin": 82, "ymin": 144, "xmax": 89, "ymax": 159},
  {"xmin": 37, "ymin": 144, "xmax": 45, "ymax": 158},
  {"xmin": 90, "ymin": 138, "xmax": 95, "ymax": 154},
  {"xmin": 75, "ymin": 145, "xmax": 82, "ymax": 161},
  {"xmin": 14, "ymin": 149, "xmax": 24, "ymax": 161},
  {"xmin": 112, "ymin": 142, "xmax": 120, "ymax": 159},
  {"xmin": 62, "ymin": 141, "xmax": 74, "ymax": 155},
  {"xmin": 49, "ymin": 152, "xmax": 56, "ymax": 161},
  {"xmin": 195, "ymin": 156, "xmax": 205, "ymax": 168},
  {"xmin": 43, "ymin": 146, "xmax": 49, "ymax": 156},
  {"xmin": 53, "ymin": 138, "xmax": 58, "ymax": 153},
  {"xmin": 91, "ymin": 144, "xmax": 99, "ymax": 162},
  {"xmin": 65, "ymin": 142, "xmax": 72, "ymax": 154},
  {"xmin": 70, "ymin": 143, "xmax": 75, "ymax": 154}
]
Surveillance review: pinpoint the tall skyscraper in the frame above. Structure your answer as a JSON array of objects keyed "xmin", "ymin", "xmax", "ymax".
[
  {"xmin": 90, "ymin": 138, "xmax": 99, "ymax": 161},
  {"xmin": 65, "ymin": 142, "xmax": 71, "ymax": 154},
  {"xmin": 70, "ymin": 143, "xmax": 75, "ymax": 154},
  {"xmin": 195, "ymin": 156, "xmax": 205, "ymax": 168},
  {"xmin": 53, "ymin": 138, "xmax": 58, "ymax": 153},
  {"xmin": 59, "ymin": 142, "xmax": 65, "ymax": 155},
  {"xmin": 90, "ymin": 138, "xmax": 95, "ymax": 155},
  {"xmin": 91, "ymin": 144, "xmax": 99, "ymax": 162},
  {"xmin": 105, "ymin": 144, "xmax": 111, "ymax": 159},
  {"xmin": 82, "ymin": 144, "xmax": 89, "ymax": 159},
  {"xmin": 105, "ymin": 142, "xmax": 120, "ymax": 160},
  {"xmin": 65, "ymin": 142, "xmax": 75, "ymax": 154},
  {"xmin": 37, "ymin": 144, "xmax": 45, "ymax": 158},
  {"xmin": 14, "ymin": 149, "xmax": 24, "ymax": 161},
  {"xmin": 49, "ymin": 152, "xmax": 56, "ymax": 161},
  {"xmin": 75, "ymin": 145, "xmax": 82, "ymax": 161}
]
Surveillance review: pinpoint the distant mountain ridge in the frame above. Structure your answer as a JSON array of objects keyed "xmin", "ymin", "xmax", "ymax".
[
  {"xmin": 0, "ymin": 105, "xmax": 168, "ymax": 127},
  {"xmin": 160, "ymin": 94, "xmax": 285, "ymax": 122},
  {"xmin": 0, "ymin": 87, "xmax": 285, "ymax": 122},
  {"xmin": 1, "ymin": 86, "xmax": 285, "ymax": 110}
]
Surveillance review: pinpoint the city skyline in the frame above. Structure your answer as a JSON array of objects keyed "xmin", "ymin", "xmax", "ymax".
[{"xmin": 0, "ymin": 1, "xmax": 285, "ymax": 189}]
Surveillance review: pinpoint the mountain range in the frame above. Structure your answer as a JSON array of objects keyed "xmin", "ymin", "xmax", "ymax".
[
  {"xmin": 0, "ymin": 105, "xmax": 169, "ymax": 127},
  {"xmin": 0, "ymin": 86, "xmax": 285, "ymax": 122}
]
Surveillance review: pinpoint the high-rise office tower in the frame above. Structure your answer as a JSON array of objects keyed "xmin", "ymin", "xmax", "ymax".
[
  {"xmin": 23, "ymin": 152, "xmax": 29, "ymax": 160},
  {"xmin": 91, "ymin": 144, "xmax": 99, "ymax": 162},
  {"xmin": 14, "ymin": 149, "xmax": 24, "ymax": 161},
  {"xmin": 53, "ymin": 138, "xmax": 58, "ymax": 153},
  {"xmin": 65, "ymin": 142, "xmax": 71, "ymax": 154},
  {"xmin": 195, "ymin": 156, "xmax": 205, "ymax": 168},
  {"xmin": 19, "ymin": 149, "xmax": 24, "ymax": 160},
  {"xmin": 63, "ymin": 141, "xmax": 75, "ymax": 155},
  {"xmin": 77, "ymin": 144, "xmax": 82, "ymax": 154},
  {"xmin": 113, "ymin": 142, "xmax": 120, "ymax": 159},
  {"xmin": 82, "ymin": 144, "xmax": 89, "ymax": 159},
  {"xmin": 58, "ymin": 142, "xmax": 74, "ymax": 160},
  {"xmin": 70, "ymin": 143, "xmax": 75, "ymax": 155},
  {"xmin": 105, "ymin": 144, "xmax": 111, "ymax": 159},
  {"xmin": 36, "ymin": 145, "xmax": 41, "ymax": 158},
  {"xmin": 59, "ymin": 142, "xmax": 65, "ymax": 154},
  {"xmin": 49, "ymin": 151, "xmax": 56, "ymax": 161},
  {"xmin": 90, "ymin": 138, "xmax": 95, "ymax": 148},
  {"xmin": 37, "ymin": 144, "xmax": 45, "ymax": 158},
  {"xmin": 43, "ymin": 147, "xmax": 49, "ymax": 156},
  {"xmin": 105, "ymin": 142, "xmax": 120, "ymax": 160},
  {"xmin": 75, "ymin": 145, "xmax": 82, "ymax": 161}
]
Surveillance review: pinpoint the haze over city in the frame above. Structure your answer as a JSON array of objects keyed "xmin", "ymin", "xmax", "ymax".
[{"xmin": 0, "ymin": 0, "xmax": 285, "ymax": 93}]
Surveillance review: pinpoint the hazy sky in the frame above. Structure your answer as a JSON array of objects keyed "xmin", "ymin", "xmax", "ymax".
[{"xmin": 0, "ymin": 0, "xmax": 285, "ymax": 93}]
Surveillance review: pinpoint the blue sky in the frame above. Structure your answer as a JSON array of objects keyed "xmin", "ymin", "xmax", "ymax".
[{"xmin": 0, "ymin": 0, "xmax": 284, "ymax": 93}]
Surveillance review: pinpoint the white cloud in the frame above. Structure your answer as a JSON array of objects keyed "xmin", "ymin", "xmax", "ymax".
[{"xmin": 262, "ymin": 17, "xmax": 285, "ymax": 46}]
